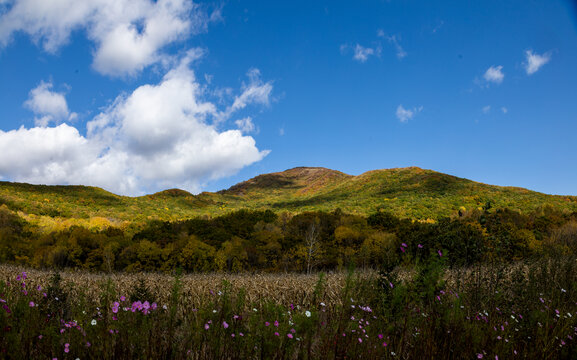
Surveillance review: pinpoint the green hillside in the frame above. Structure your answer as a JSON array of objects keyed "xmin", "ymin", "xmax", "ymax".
[
  {"xmin": 217, "ymin": 166, "xmax": 577, "ymax": 218},
  {"xmin": 0, "ymin": 167, "xmax": 576, "ymax": 231}
]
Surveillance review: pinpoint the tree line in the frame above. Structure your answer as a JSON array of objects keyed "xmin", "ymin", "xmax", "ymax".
[{"xmin": 0, "ymin": 204, "xmax": 576, "ymax": 272}]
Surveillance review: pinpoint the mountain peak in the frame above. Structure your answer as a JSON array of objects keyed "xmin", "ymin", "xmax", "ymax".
[{"xmin": 221, "ymin": 167, "xmax": 351, "ymax": 196}]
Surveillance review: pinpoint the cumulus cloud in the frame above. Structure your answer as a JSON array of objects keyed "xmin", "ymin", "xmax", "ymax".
[
  {"xmin": 0, "ymin": 0, "xmax": 216, "ymax": 77},
  {"xmin": 0, "ymin": 124, "xmax": 99, "ymax": 184},
  {"xmin": 524, "ymin": 50, "xmax": 551, "ymax": 75},
  {"xmin": 482, "ymin": 105, "xmax": 491, "ymax": 114},
  {"xmin": 483, "ymin": 65, "xmax": 504, "ymax": 84},
  {"xmin": 24, "ymin": 81, "xmax": 77, "ymax": 126},
  {"xmin": 396, "ymin": 104, "xmax": 422, "ymax": 123},
  {"xmin": 0, "ymin": 54, "xmax": 270, "ymax": 195}
]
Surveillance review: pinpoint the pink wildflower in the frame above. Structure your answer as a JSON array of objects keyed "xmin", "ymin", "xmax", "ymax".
[
  {"xmin": 29, "ymin": 301, "xmax": 35, "ymax": 307},
  {"xmin": 223, "ymin": 321, "xmax": 229, "ymax": 329},
  {"xmin": 287, "ymin": 333, "xmax": 293, "ymax": 339}
]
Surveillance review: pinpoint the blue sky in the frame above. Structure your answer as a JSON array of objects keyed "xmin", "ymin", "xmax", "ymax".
[{"xmin": 0, "ymin": 0, "xmax": 576, "ymax": 196}]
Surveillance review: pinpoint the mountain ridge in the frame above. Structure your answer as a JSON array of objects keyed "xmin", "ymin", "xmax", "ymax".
[{"xmin": 0, "ymin": 167, "xmax": 576, "ymax": 227}]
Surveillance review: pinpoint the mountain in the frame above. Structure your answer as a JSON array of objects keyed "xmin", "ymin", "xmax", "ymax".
[
  {"xmin": 220, "ymin": 166, "xmax": 577, "ymax": 218},
  {"xmin": 0, "ymin": 167, "xmax": 576, "ymax": 229},
  {"xmin": 221, "ymin": 167, "xmax": 352, "ymax": 197}
]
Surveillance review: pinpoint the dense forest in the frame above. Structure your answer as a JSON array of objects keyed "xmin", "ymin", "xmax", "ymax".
[{"xmin": 1, "ymin": 202, "xmax": 576, "ymax": 273}]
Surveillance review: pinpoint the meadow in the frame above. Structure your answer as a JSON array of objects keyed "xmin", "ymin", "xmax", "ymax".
[
  {"xmin": 2, "ymin": 253, "xmax": 577, "ymax": 359},
  {"xmin": 1, "ymin": 172, "xmax": 577, "ymax": 358}
]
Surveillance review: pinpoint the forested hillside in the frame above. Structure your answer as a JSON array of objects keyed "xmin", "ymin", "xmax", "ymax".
[
  {"xmin": 1, "ymin": 166, "xmax": 576, "ymax": 272},
  {"xmin": 1, "ymin": 167, "xmax": 575, "ymax": 227}
]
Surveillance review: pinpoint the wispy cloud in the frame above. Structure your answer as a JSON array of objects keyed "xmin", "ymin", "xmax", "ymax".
[
  {"xmin": 340, "ymin": 43, "xmax": 379, "ymax": 63},
  {"xmin": 377, "ymin": 30, "xmax": 407, "ymax": 59},
  {"xmin": 501, "ymin": 107, "xmax": 508, "ymax": 114},
  {"xmin": 482, "ymin": 105, "xmax": 491, "ymax": 114},
  {"xmin": 396, "ymin": 104, "xmax": 422, "ymax": 122},
  {"xmin": 341, "ymin": 29, "xmax": 405, "ymax": 63},
  {"xmin": 235, "ymin": 117, "xmax": 256, "ymax": 134},
  {"xmin": 524, "ymin": 50, "xmax": 551, "ymax": 75},
  {"xmin": 483, "ymin": 65, "xmax": 504, "ymax": 84},
  {"xmin": 431, "ymin": 20, "xmax": 444, "ymax": 34},
  {"xmin": 353, "ymin": 44, "xmax": 376, "ymax": 63}
]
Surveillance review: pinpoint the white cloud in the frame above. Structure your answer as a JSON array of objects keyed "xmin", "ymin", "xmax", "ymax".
[
  {"xmin": 524, "ymin": 50, "xmax": 551, "ymax": 75},
  {"xmin": 0, "ymin": 124, "xmax": 99, "ymax": 184},
  {"xmin": 235, "ymin": 117, "xmax": 255, "ymax": 133},
  {"xmin": 353, "ymin": 44, "xmax": 375, "ymax": 63},
  {"xmin": 396, "ymin": 104, "xmax": 422, "ymax": 122},
  {"xmin": 482, "ymin": 105, "xmax": 491, "ymax": 114},
  {"xmin": 483, "ymin": 65, "xmax": 504, "ymax": 84},
  {"xmin": 501, "ymin": 107, "xmax": 508, "ymax": 114},
  {"xmin": 0, "ymin": 54, "xmax": 270, "ymax": 195},
  {"xmin": 340, "ymin": 43, "xmax": 380, "ymax": 63},
  {"xmin": 24, "ymin": 81, "xmax": 77, "ymax": 126},
  {"xmin": 0, "ymin": 0, "xmax": 215, "ymax": 77},
  {"xmin": 377, "ymin": 31, "xmax": 407, "ymax": 59},
  {"xmin": 229, "ymin": 68, "xmax": 273, "ymax": 114}
]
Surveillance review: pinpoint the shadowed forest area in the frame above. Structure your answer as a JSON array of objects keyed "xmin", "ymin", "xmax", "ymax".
[{"xmin": 1, "ymin": 202, "xmax": 576, "ymax": 273}]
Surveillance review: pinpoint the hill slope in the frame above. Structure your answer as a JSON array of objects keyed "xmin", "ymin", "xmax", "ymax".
[{"xmin": 0, "ymin": 167, "xmax": 576, "ymax": 229}]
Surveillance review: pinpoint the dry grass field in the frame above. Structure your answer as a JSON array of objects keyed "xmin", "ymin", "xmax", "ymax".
[{"xmin": 0, "ymin": 265, "xmax": 378, "ymax": 309}]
